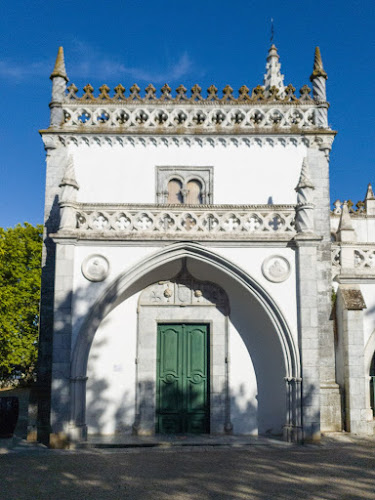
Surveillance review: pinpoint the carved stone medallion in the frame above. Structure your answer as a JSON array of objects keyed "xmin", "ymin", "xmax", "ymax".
[
  {"xmin": 262, "ymin": 255, "xmax": 291, "ymax": 283},
  {"xmin": 81, "ymin": 254, "xmax": 110, "ymax": 282}
]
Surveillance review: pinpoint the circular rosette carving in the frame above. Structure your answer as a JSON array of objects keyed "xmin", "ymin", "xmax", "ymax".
[
  {"xmin": 200, "ymin": 212, "xmax": 220, "ymax": 232},
  {"xmin": 179, "ymin": 213, "xmax": 198, "ymax": 232},
  {"xmin": 249, "ymin": 109, "xmax": 265, "ymax": 126},
  {"xmin": 134, "ymin": 212, "xmax": 154, "ymax": 231},
  {"xmin": 265, "ymin": 213, "xmax": 285, "ymax": 232},
  {"xmin": 243, "ymin": 213, "xmax": 263, "ymax": 232},
  {"xmin": 192, "ymin": 110, "xmax": 206, "ymax": 126},
  {"xmin": 134, "ymin": 109, "xmax": 149, "ymax": 125},
  {"xmin": 268, "ymin": 108, "xmax": 284, "ymax": 126},
  {"xmin": 76, "ymin": 212, "xmax": 87, "ymax": 229},
  {"xmin": 111, "ymin": 213, "xmax": 132, "ymax": 232},
  {"xmin": 75, "ymin": 108, "xmax": 92, "ymax": 125},
  {"xmin": 230, "ymin": 109, "xmax": 246, "ymax": 125},
  {"xmin": 158, "ymin": 213, "xmax": 177, "ymax": 231},
  {"xmin": 88, "ymin": 211, "xmax": 110, "ymax": 231},
  {"xmin": 81, "ymin": 254, "xmax": 110, "ymax": 282},
  {"xmin": 170, "ymin": 109, "xmax": 188, "ymax": 125},
  {"xmin": 288, "ymin": 109, "xmax": 304, "ymax": 126},
  {"xmin": 222, "ymin": 213, "xmax": 241, "ymax": 232},
  {"xmin": 95, "ymin": 109, "xmax": 110, "ymax": 124},
  {"xmin": 114, "ymin": 109, "xmax": 130, "ymax": 125},
  {"xmin": 262, "ymin": 255, "xmax": 291, "ymax": 283}
]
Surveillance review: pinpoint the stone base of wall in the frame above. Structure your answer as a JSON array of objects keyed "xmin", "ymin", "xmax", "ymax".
[{"xmin": 320, "ymin": 383, "xmax": 342, "ymax": 432}]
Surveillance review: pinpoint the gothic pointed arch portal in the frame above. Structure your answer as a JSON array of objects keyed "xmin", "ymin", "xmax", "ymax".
[{"xmin": 70, "ymin": 243, "xmax": 302, "ymax": 442}]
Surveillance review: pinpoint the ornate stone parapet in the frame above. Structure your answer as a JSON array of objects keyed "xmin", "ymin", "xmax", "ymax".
[
  {"xmin": 332, "ymin": 243, "xmax": 375, "ymax": 277},
  {"xmin": 58, "ymin": 101, "xmax": 322, "ymax": 132},
  {"xmin": 54, "ymin": 203, "xmax": 296, "ymax": 241}
]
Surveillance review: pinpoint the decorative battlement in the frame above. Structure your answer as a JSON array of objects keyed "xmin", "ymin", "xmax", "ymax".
[
  {"xmin": 63, "ymin": 82, "xmax": 314, "ymax": 104},
  {"xmin": 47, "ymin": 45, "xmax": 331, "ymax": 132},
  {"xmin": 56, "ymin": 203, "xmax": 296, "ymax": 240}
]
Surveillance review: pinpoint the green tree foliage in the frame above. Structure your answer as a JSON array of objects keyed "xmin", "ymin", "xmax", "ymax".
[{"xmin": 0, "ymin": 223, "xmax": 42, "ymax": 385}]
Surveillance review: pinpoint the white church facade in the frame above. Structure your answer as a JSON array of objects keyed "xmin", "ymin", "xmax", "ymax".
[{"xmin": 36, "ymin": 45, "xmax": 375, "ymax": 445}]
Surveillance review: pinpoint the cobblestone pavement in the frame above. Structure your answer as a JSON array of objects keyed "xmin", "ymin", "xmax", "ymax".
[{"xmin": 1, "ymin": 437, "xmax": 375, "ymax": 499}]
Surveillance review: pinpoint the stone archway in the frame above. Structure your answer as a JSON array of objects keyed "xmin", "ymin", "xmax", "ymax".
[{"xmin": 70, "ymin": 242, "xmax": 301, "ymax": 442}]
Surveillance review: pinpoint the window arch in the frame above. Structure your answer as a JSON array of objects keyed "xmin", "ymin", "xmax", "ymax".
[
  {"xmin": 167, "ymin": 178, "xmax": 183, "ymax": 204},
  {"xmin": 156, "ymin": 166, "xmax": 213, "ymax": 204}
]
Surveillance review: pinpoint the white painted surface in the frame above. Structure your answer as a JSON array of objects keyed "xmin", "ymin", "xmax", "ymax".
[
  {"xmin": 82, "ymin": 246, "xmax": 296, "ymax": 436},
  {"xmin": 68, "ymin": 142, "xmax": 306, "ymax": 205},
  {"xmin": 86, "ymin": 293, "xmax": 139, "ymax": 435}
]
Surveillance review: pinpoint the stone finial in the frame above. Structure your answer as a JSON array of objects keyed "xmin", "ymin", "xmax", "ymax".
[
  {"xmin": 50, "ymin": 46, "xmax": 69, "ymax": 82},
  {"xmin": 365, "ymin": 183, "xmax": 375, "ymax": 215},
  {"xmin": 59, "ymin": 156, "xmax": 79, "ymax": 191},
  {"xmin": 295, "ymin": 158, "xmax": 314, "ymax": 193},
  {"xmin": 337, "ymin": 201, "xmax": 356, "ymax": 242},
  {"xmin": 309, "ymin": 47, "xmax": 328, "ymax": 125},
  {"xmin": 365, "ymin": 183, "xmax": 375, "ymax": 200},
  {"xmin": 263, "ymin": 44, "xmax": 285, "ymax": 97},
  {"xmin": 294, "ymin": 158, "xmax": 315, "ymax": 233},
  {"xmin": 59, "ymin": 156, "xmax": 79, "ymax": 231},
  {"xmin": 310, "ymin": 47, "xmax": 327, "ymax": 81}
]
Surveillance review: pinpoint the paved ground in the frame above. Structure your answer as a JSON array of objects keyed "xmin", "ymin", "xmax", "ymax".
[{"xmin": 1, "ymin": 436, "xmax": 375, "ymax": 499}]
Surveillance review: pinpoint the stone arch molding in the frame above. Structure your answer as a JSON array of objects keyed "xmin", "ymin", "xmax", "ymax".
[
  {"xmin": 365, "ymin": 329, "xmax": 375, "ymax": 376},
  {"xmin": 70, "ymin": 242, "xmax": 301, "ymax": 441}
]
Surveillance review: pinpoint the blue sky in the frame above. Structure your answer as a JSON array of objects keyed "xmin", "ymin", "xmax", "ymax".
[{"xmin": 1, "ymin": 0, "xmax": 374, "ymax": 228}]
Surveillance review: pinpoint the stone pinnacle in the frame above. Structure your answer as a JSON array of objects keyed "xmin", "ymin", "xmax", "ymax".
[{"xmin": 50, "ymin": 46, "xmax": 69, "ymax": 82}]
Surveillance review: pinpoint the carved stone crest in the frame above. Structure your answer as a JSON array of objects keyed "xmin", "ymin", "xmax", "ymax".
[
  {"xmin": 139, "ymin": 260, "xmax": 229, "ymax": 313},
  {"xmin": 81, "ymin": 254, "xmax": 110, "ymax": 282},
  {"xmin": 262, "ymin": 255, "xmax": 291, "ymax": 283}
]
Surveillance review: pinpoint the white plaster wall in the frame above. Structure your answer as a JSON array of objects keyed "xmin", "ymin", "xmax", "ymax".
[
  {"xmin": 72, "ymin": 245, "xmax": 159, "ymax": 348},
  {"xmin": 86, "ymin": 292, "xmax": 139, "ymax": 435},
  {"xmin": 330, "ymin": 216, "xmax": 375, "ymax": 242},
  {"xmin": 229, "ymin": 324, "xmax": 258, "ymax": 435},
  {"xmin": 68, "ymin": 142, "xmax": 306, "ymax": 205},
  {"xmin": 188, "ymin": 258, "xmax": 290, "ymax": 435},
  {"xmin": 213, "ymin": 246, "xmax": 298, "ymax": 345},
  {"xmin": 72, "ymin": 244, "xmax": 298, "ymax": 349},
  {"xmin": 350, "ymin": 219, "xmax": 375, "ymax": 243},
  {"xmin": 72, "ymin": 242, "xmax": 297, "ymax": 436}
]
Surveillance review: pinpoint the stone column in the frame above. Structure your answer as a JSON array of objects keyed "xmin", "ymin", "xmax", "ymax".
[
  {"xmin": 307, "ymin": 139, "xmax": 342, "ymax": 433},
  {"xmin": 336, "ymin": 286, "xmax": 373, "ymax": 434},
  {"xmin": 295, "ymin": 235, "xmax": 322, "ymax": 441},
  {"xmin": 50, "ymin": 242, "xmax": 75, "ymax": 441},
  {"xmin": 36, "ymin": 136, "xmax": 69, "ymax": 444}
]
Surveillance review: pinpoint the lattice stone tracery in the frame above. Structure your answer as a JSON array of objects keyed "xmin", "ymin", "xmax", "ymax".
[
  {"xmin": 57, "ymin": 203, "xmax": 297, "ymax": 239},
  {"xmin": 61, "ymin": 104, "xmax": 317, "ymax": 131}
]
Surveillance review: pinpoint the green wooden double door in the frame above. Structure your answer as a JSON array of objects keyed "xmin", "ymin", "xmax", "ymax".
[{"xmin": 156, "ymin": 323, "xmax": 210, "ymax": 434}]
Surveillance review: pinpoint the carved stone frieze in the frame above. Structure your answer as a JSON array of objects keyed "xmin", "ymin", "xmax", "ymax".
[
  {"xmin": 62, "ymin": 203, "xmax": 296, "ymax": 240},
  {"xmin": 55, "ymin": 134, "xmax": 314, "ymax": 148},
  {"xmin": 139, "ymin": 263, "xmax": 229, "ymax": 314},
  {"xmin": 60, "ymin": 103, "xmax": 319, "ymax": 132}
]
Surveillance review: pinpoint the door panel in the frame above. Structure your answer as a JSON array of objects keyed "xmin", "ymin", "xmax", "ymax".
[{"xmin": 156, "ymin": 323, "xmax": 209, "ymax": 434}]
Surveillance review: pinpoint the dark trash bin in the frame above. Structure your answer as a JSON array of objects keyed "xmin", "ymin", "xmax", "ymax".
[{"xmin": 0, "ymin": 396, "xmax": 19, "ymax": 438}]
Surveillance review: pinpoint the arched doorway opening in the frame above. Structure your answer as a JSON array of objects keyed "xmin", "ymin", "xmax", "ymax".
[{"xmin": 70, "ymin": 243, "xmax": 301, "ymax": 441}]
